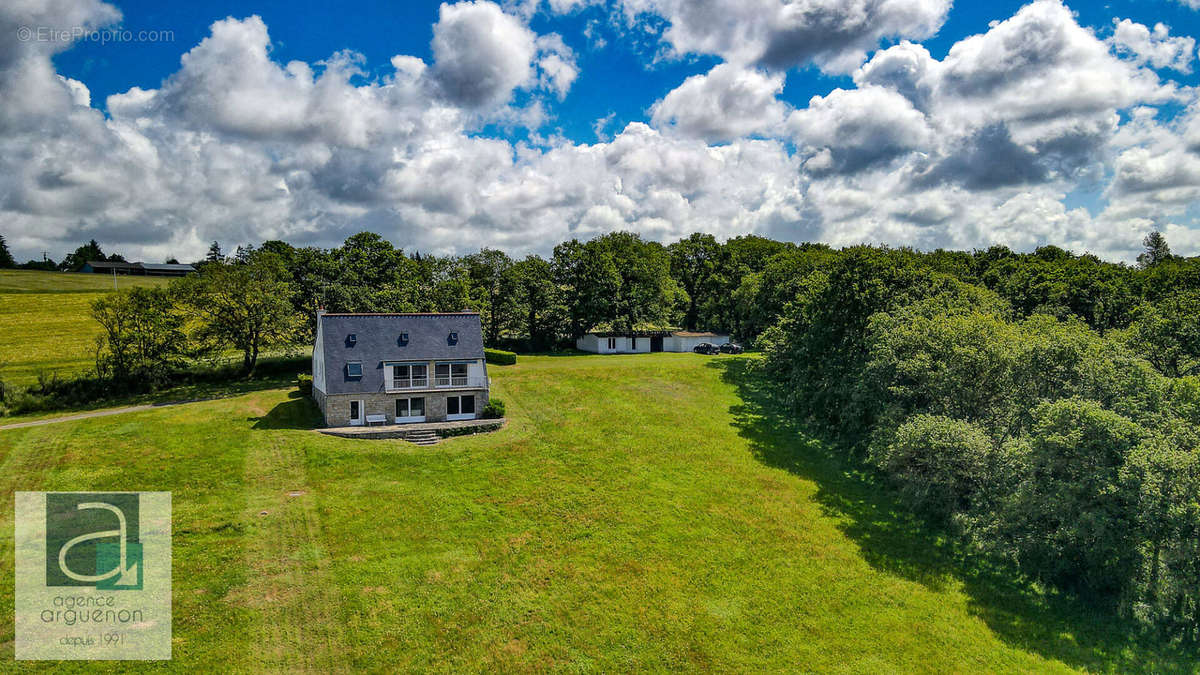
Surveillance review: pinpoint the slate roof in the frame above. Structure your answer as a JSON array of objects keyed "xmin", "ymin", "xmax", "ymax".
[
  {"xmin": 139, "ymin": 263, "xmax": 195, "ymax": 273},
  {"xmin": 317, "ymin": 312, "xmax": 486, "ymax": 395}
]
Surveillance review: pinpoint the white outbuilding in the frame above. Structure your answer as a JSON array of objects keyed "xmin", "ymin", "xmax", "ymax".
[{"xmin": 575, "ymin": 330, "xmax": 730, "ymax": 354}]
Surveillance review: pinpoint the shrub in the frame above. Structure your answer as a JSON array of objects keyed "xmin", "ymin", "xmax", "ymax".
[
  {"xmin": 482, "ymin": 398, "xmax": 506, "ymax": 419},
  {"xmin": 869, "ymin": 414, "xmax": 994, "ymax": 525},
  {"xmin": 485, "ymin": 348, "xmax": 517, "ymax": 365},
  {"xmin": 298, "ymin": 373, "xmax": 313, "ymax": 395}
]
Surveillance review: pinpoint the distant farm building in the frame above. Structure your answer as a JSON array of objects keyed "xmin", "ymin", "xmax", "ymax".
[
  {"xmin": 576, "ymin": 331, "xmax": 730, "ymax": 354},
  {"xmin": 81, "ymin": 261, "xmax": 196, "ymax": 276}
]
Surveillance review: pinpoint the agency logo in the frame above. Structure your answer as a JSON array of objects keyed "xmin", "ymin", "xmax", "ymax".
[
  {"xmin": 46, "ymin": 493, "xmax": 142, "ymax": 590},
  {"xmin": 15, "ymin": 491, "xmax": 171, "ymax": 660}
]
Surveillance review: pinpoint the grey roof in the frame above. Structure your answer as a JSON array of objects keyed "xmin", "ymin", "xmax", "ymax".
[
  {"xmin": 318, "ymin": 312, "xmax": 485, "ymax": 395},
  {"xmin": 85, "ymin": 260, "xmax": 135, "ymax": 270},
  {"xmin": 139, "ymin": 263, "xmax": 195, "ymax": 272}
]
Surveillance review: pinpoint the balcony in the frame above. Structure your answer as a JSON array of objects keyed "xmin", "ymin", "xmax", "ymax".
[{"xmin": 387, "ymin": 376, "xmax": 488, "ymax": 392}]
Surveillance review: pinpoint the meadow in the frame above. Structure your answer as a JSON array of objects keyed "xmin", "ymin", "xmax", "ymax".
[
  {"xmin": 1, "ymin": 353, "xmax": 1189, "ymax": 672},
  {"xmin": 0, "ymin": 270, "xmax": 168, "ymax": 386}
]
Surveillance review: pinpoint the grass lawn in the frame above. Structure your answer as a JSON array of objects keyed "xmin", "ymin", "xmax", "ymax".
[
  {"xmin": 0, "ymin": 354, "xmax": 1192, "ymax": 672},
  {"xmin": 0, "ymin": 270, "xmax": 169, "ymax": 386}
]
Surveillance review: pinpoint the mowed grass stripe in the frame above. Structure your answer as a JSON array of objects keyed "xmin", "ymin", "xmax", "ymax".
[{"xmin": 234, "ymin": 391, "xmax": 350, "ymax": 671}]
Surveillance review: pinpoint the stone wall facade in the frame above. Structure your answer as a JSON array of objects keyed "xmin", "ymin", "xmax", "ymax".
[{"xmin": 318, "ymin": 388, "xmax": 489, "ymax": 427}]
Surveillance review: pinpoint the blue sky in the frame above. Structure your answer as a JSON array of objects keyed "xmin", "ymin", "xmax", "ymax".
[
  {"xmin": 53, "ymin": 0, "xmax": 1200, "ymax": 141},
  {"xmin": 6, "ymin": 0, "xmax": 1200, "ymax": 262}
]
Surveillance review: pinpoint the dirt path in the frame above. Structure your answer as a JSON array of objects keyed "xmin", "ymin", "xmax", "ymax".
[{"xmin": 0, "ymin": 399, "xmax": 205, "ymax": 431}]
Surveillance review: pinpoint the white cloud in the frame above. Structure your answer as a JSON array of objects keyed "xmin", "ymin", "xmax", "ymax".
[
  {"xmin": 618, "ymin": 0, "xmax": 951, "ymax": 73},
  {"xmin": 650, "ymin": 64, "xmax": 786, "ymax": 142},
  {"xmin": 1108, "ymin": 19, "xmax": 1195, "ymax": 73},
  {"xmin": 787, "ymin": 85, "xmax": 933, "ymax": 174},
  {"xmin": 3, "ymin": 0, "xmax": 1200, "ymax": 267},
  {"xmin": 534, "ymin": 33, "xmax": 578, "ymax": 100},
  {"xmin": 431, "ymin": 1, "xmax": 537, "ymax": 108}
]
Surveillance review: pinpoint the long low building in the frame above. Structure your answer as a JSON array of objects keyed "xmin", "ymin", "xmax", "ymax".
[
  {"xmin": 81, "ymin": 260, "xmax": 195, "ymax": 276},
  {"xmin": 576, "ymin": 330, "xmax": 730, "ymax": 354}
]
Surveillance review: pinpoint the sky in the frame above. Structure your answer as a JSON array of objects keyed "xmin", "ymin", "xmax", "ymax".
[{"xmin": 4, "ymin": 0, "xmax": 1200, "ymax": 263}]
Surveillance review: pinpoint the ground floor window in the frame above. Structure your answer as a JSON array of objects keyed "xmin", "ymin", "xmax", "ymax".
[
  {"xmin": 606, "ymin": 337, "xmax": 616, "ymax": 350},
  {"xmin": 395, "ymin": 397, "xmax": 425, "ymax": 420},
  {"xmin": 446, "ymin": 394, "xmax": 475, "ymax": 418}
]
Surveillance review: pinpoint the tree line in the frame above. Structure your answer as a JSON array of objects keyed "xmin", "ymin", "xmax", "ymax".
[{"xmin": 758, "ymin": 237, "xmax": 1200, "ymax": 642}]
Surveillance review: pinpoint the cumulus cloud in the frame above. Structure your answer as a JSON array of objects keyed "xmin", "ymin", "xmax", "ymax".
[
  {"xmin": 787, "ymin": 85, "xmax": 932, "ymax": 174},
  {"xmin": 3, "ymin": 0, "xmax": 1200, "ymax": 266},
  {"xmin": 650, "ymin": 64, "xmax": 786, "ymax": 142},
  {"xmin": 1108, "ymin": 19, "xmax": 1195, "ymax": 73},
  {"xmin": 618, "ymin": 0, "xmax": 950, "ymax": 73},
  {"xmin": 431, "ymin": 1, "xmax": 538, "ymax": 108}
]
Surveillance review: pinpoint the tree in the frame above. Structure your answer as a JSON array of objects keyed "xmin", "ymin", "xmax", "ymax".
[
  {"xmin": 552, "ymin": 238, "xmax": 618, "ymax": 339},
  {"xmin": 59, "ymin": 239, "xmax": 106, "ymax": 271},
  {"xmin": 176, "ymin": 252, "xmax": 300, "ymax": 375},
  {"xmin": 507, "ymin": 255, "xmax": 562, "ymax": 349},
  {"xmin": 0, "ymin": 233, "xmax": 15, "ymax": 268},
  {"xmin": 1125, "ymin": 292, "xmax": 1200, "ymax": 378},
  {"xmin": 205, "ymin": 241, "xmax": 224, "ymax": 264},
  {"xmin": 669, "ymin": 233, "xmax": 720, "ymax": 329},
  {"xmin": 600, "ymin": 232, "xmax": 678, "ymax": 332},
  {"xmin": 870, "ymin": 414, "xmax": 995, "ymax": 525},
  {"xmin": 464, "ymin": 248, "xmax": 514, "ymax": 344},
  {"xmin": 91, "ymin": 286, "xmax": 190, "ymax": 386},
  {"xmin": 1006, "ymin": 398, "xmax": 1145, "ymax": 601},
  {"xmin": 1138, "ymin": 231, "xmax": 1172, "ymax": 268}
]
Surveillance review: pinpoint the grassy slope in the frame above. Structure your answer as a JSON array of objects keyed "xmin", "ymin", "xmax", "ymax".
[
  {"xmin": 0, "ymin": 270, "xmax": 169, "ymax": 386},
  {"xmin": 2, "ymin": 353, "xmax": 1187, "ymax": 672}
]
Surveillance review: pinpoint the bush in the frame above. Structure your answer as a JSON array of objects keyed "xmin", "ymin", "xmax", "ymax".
[
  {"xmin": 485, "ymin": 348, "xmax": 517, "ymax": 365},
  {"xmin": 482, "ymin": 398, "xmax": 506, "ymax": 419},
  {"xmin": 298, "ymin": 373, "xmax": 313, "ymax": 395}
]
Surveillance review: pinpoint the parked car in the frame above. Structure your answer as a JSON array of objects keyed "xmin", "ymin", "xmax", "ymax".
[
  {"xmin": 719, "ymin": 342, "xmax": 744, "ymax": 354},
  {"xmin": 693, "ymin": 342, "xmax": 720, "ymax": 355}
]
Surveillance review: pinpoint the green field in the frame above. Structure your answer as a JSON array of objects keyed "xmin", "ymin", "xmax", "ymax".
[
  {"xmin": 0, "ymin": 270, "xmax": 169, "ymax": 386},
  {"xmin": 1, "ymin": 353, "xmax": 1185, "ymax": 672}
]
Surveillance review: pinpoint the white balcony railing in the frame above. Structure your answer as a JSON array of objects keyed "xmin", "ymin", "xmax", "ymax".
[
  {"xmin": 433, "ymin": 375, "xmax": 487, "ymax": 388},
  {"xmin": 389, "ymin": 376, "xmax": 487, "ymax": 391},
  {"xmin": 390, "ymin": 377, "xmax": 429, "ymax": 390}
]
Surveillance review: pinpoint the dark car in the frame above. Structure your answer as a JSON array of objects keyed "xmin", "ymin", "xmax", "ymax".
[
  {"xmin": 693, "ymin": 342, "xmax": 720, "ymax": 355},
  {"xmin": 719, "ymin": 342, "xmax": 744, "ymax": 354}
]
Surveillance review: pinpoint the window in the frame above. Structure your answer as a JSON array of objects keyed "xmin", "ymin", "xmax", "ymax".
[
  {"xmin": 448, "ymin": 331, "xmax": 459, "ymax": 345},
  {"xmin": 398, "ymin": 332, "xmax": 409, "ymax": 345},
  {"xmin": 607, "ymin": 337, "xmax": 616, "ymax": 350},
  {"xmin": 395, "ymin": 397, "xmax": 425, "ymax": 419},
  {"xmin": 347, "ymin": 333, "xmax": 357, "ymax": 345},
  {"xmin": 630, "ymin": 337, "xmax": 637, "ymax": 350},
  {"xmin": 447, "ymin": 394, "xmax": 475, "ymax": 418},
  {"xmin": 434, "ymin": 362, "xmax": 468, "ymax": 386},
  {"xmin": 346, "ymin": 362, "xmax": 363, "ymax": 378},
  {"xmin": 349, "ymin": 400, "xmax": 360, "ymax": 419},
  {"xmin": 391, "ymin": 363, "xmax": 427, "ymax": 389}
]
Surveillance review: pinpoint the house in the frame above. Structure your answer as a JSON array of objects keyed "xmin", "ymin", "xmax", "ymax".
[
  {"xmin": 311, "ymin": 310, "xmax": 490, "ymax": 427},
  {"xmin": 81, "ymin": 260, "xmax": 195, "ymax": 276},
  {"xmin": 575, "ymin": 330, "xmax": 730, "ymax": 354}
]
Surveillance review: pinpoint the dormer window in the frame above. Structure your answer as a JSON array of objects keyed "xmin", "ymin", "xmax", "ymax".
[
  {"xmin": 448, "ymin": 331, "xmax": 459, "ymax": 345},
  {"xmin": 398, "ymin": 332, "xmax": 409, "ymax": 345},
  {"xmin": 347, "ymin": 333, "xmax": 357, "ymax": 346},
  {"xmin": 346, "ymin": 362, "xmax": 363, "ymax": 378}
]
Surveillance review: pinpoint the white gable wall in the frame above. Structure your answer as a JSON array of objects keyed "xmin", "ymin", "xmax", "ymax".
[{"xmin": 312, "ymin": 315, "xmax": 326, "ymax": 393}]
